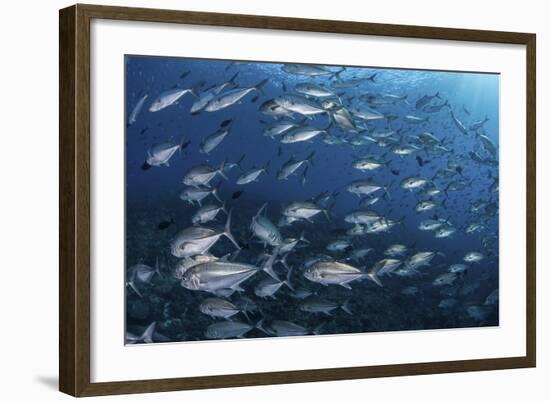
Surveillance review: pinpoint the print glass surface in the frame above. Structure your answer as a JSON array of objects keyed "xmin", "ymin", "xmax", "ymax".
[{"xmin": 125, "ymin": 55, "xmax": 499, "ymax": 344}]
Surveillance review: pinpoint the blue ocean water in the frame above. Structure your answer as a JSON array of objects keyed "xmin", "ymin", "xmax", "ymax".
[{"xmin": 125, "ymin": 55, "xmax": 499, "ymax": 343}]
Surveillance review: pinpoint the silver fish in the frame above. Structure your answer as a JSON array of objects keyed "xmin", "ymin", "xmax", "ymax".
[
  {"xmin": 435, "ymin": 226, "xmax": 456, "ymax": 238},
  {"xmin": 350, "ymin": 104, "xmax": 384, "ymax": 121},
  {"xmin": 326, "ymin": 240, "xmax": 352, "ymax": 252},
  {"xmin": 149, "ymin": 87, "xmax": 196, "ymax": 112},
  {"xmin": 205, "ymin": 321, "xmax": 255, "ymax": 339},
  {"xmin": 183, "ymin": 161, "xmax": 227, "ymax": 187},
  {"xmin": 450, "ymin": 111, "xmax": 468, "ymax": 135},
  {"xmin": 258, "ymin": 319, "xmax": 321, "ymax": 337},
  {"xmin": 128, "ymin": 94, "xmax": 148, "ymax": 125},
  {"xmin": 384, "ymin": 244, "xmax": 408, "ymax": 257},
  {"xmin": 478, "ymin": 134, "xmax": 497, "ymax": 157},
  {"xmin": 331, "ymin": 107, "xmax": 356, "ymax": 131},
  {"xmin": 406, "ymin": 252, "xmax": 438, "ymax": 270},
  {"xmin": 304, "ymin": 261, "xmax": 366, "ymax": 289},
  {"xmin": 191, "ymin": 203, "xmax": 227, "ymax": 225},
  {"xmin": 295, "ymin": 83, "xmax": 336, "ymax": 98},
  {"xmin": 190, "ymin": 73, "xmax": 239, "ymax": 114},
  {"xmin": 400, "ymin": 176, "xmax": 430, "ymax": 190},
  {"xmin": 433, "ymin": 272, "xmax": 458, "ymax": 286},
  {"xmin": 280, "ymin": 126, "xmax": 327, "ymax": 143},
  {"xmin": 352, "ymin": 157, "xmax": 386, "ymax": 171},
  {"xmin": 205, "ymin": 79, "xmax": 268, "ymax": 112},
  {"xmin": 274, "ymin": 95, "xmax": 327, "ymax": 117},
  {"xmin": 299, "ymin": 297, "xmax": 351, "ymax": 316},
  {"xmin": 250, "ymin": 203, "xmax": 284, "ymax": 247},
  {"xmin": 418, "ymin": 219, "xmax": 447, "ymax": 231},
  {"xmin": 349, "ymin": 247, "xmax": 373, "ymax": 261},
  {"xmin": 368, "ymin": 258, "xmax": 402, "ymax": 285},
  {"xmin": 260, "ymin": 99, "xmax": 295, "ymax": 119},
  {"xmin": 423, "ymin": 100, "xmax": 449, "ymax": 113},
  {"xmin": 344, "ymin": 210, "xmax": 380, "ymax": 225},
  {"xmin": 415, "ymin": 92, "xmax": 441, "ymax": 109},
  {"xmin": 263, "ymin": 121, "xmax": 302, "ymax": 138},
  {"xmin": 277, "ymin": 152, "xmax": 314, "ymax": 180},
  {"xmin": 469, "ymin": 116, "xmax": 489, "ymax": 131},
  {"xmin": 174, "ymin": 255, "xmax": 219, "ymax": 280},
  {"xmin": 170, "ymin": 211, "xmax": 240, "ymax": 258},
  {"xmin": 179, "ymin": 185, "xmax": 221, "ymax": 206},
  {"xmin": 347, "ymin": 180, "xmax": 388, "ymax": 197},
  {"xmin": 283, "ymin": 201, "xmax": 329, "ymax": 223},
  {"xmin": 199, "ymin": 127, "xmax": 230, "ymax": 154},
  {"xmin": 282, "ymin": 64, "xmax": 340, "ymax": 76},
  {"xmin": 464, "ymin": 252, "xmax": 484, "ymax": 263},
  {"xmin": 181, "ymin": 260, "xmax": 259, "ymax": 294},
  {"xmin": 126, "ymin": 260, "xmax": 161, "ymax": 297},
  {"xmin": 146, "ymin": 137, "xmax": 186, "ymax": 167},
  {"xmin": 199, "ymin": 297, "xmax": 242, "ymax": 320},
  {"xmin": 448, "ymin": 264, "xmax": 469, "ymax": 274},
  {"xmin": 236, "ymin": 160, "xmax": 270, "ymax": 185},
  {"xmin": 404, "ymin": 115, "xmax": 429, "ymax": 124}
]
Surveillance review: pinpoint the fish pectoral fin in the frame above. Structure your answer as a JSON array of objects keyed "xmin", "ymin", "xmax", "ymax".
[{"xmin": 340, "ymin": 282, "xmax": 352, "ymax": 290}]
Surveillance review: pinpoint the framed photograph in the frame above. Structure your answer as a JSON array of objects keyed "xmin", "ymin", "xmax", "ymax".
[{"xmin": 59, "ymin": 4, "xmax": 536, "ymax": 397}]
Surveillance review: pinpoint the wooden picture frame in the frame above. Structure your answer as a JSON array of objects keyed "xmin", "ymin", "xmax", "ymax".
[{"xmin": 59, "ymin": 3, "xmax": 536, "ymax": 397}]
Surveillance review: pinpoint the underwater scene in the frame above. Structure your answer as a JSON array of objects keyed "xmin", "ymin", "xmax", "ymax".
[{"xmin": 125, "ymin": 55, "xmax": 499, "ymax": 344}]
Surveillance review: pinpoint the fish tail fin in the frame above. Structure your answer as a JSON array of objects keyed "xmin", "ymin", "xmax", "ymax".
[
  {"xmin": 178, "ymin": 135, "xmax": 188, "ymax": 152},
  {"xmin": 283, "ymin": 266, "xmax": 294, "ymax": 291},
  {"xmin": 236, "ymin": 154, "xmax": 246, "ymax": 170},
  {"xmin": 127, "ymin": 278, "xmax": 143, "ymax": 298},
  {"xmin": 263, "ymin": 159, "xmax": 271, "ymax": 174},
  {"xmin": 368, "ymin": 72, "xmax": 377, "ymax": 82},
  {"xmin": 435, "ymin": 91, "xmax": 441, "ymax": 99},
  {"xmin": 299, "ymin": 232, "xmax": 310, "ymax": 244},
  {"xmin": 256, "ymin": 203, "xmax": 268, "ymax": 218},
  {"xmin": 367, "ymin": 272, "xmax": 384, "ymax": 287},
  {"xmin": 306, "ymin": 151, "xmax": 315, "ymax": 166},
  {"xmin": 256, "ymin": 319, "xmax": 267, "ymax": 334},
  {"xmin": 220, "ymin": 200, "xmax": 228, "ymax": 215},
  {"xmin": 223, "ymin": 209, "xmax": 241, "ymax": 250},
  {"xmin": 241, "ymin": 309, "xmax": 251, "ymax": 323},
  {"xmin": 140, "ymin": 322, "xmax": 156, "ymax": 343},
  {"xmin": 262, "ymin": 250, "xmax": 281, "ymax": 281},
  {"xmin": 341, "ymin": 298, "xmax": 353, "ymax": 315},
  {"xmin": 383, "ymin": 185, "xmax": 392, "ymax": 201},
  {"xmin": 279, "ymin": 252, "xmax": 291, "ymax": 271},
  {"xmin": 484, "ymin": 114, "xmax": 490, "ymax": 123},
  {"xmin": 212, "ymin": 181, "xmax": 222, "ymax": 202},
  {"xmin": 254, "ymin": 78, "xmax": 269, "ymax": 96},
  {"xmin": 301, "ymin": 166, "xmax": 309, "ymax": 186},
  {"xmin": 333, "ymin": 67, "xmax": 346, "ymax": 80},
  {"xmin": 154, "ymin": 257, "xmax": 164, "ymax": 279},
  {"xmin": 403, "ymin": 95, "xmax": 410, "ymax": 106},
  {"xmin": 228, "ymin": 71, "xmax": 240, "ymax": 86},
  {"xmin": 322, "ymin": 201, "xmax": 335, "ymax": 223},
  {"xmin": 218, "ymin": 160, "xmax": 228, "ymax": 180},
  {"xmin": 190, "ymin": 83, "xmax": 203, "ymax": 98}
]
